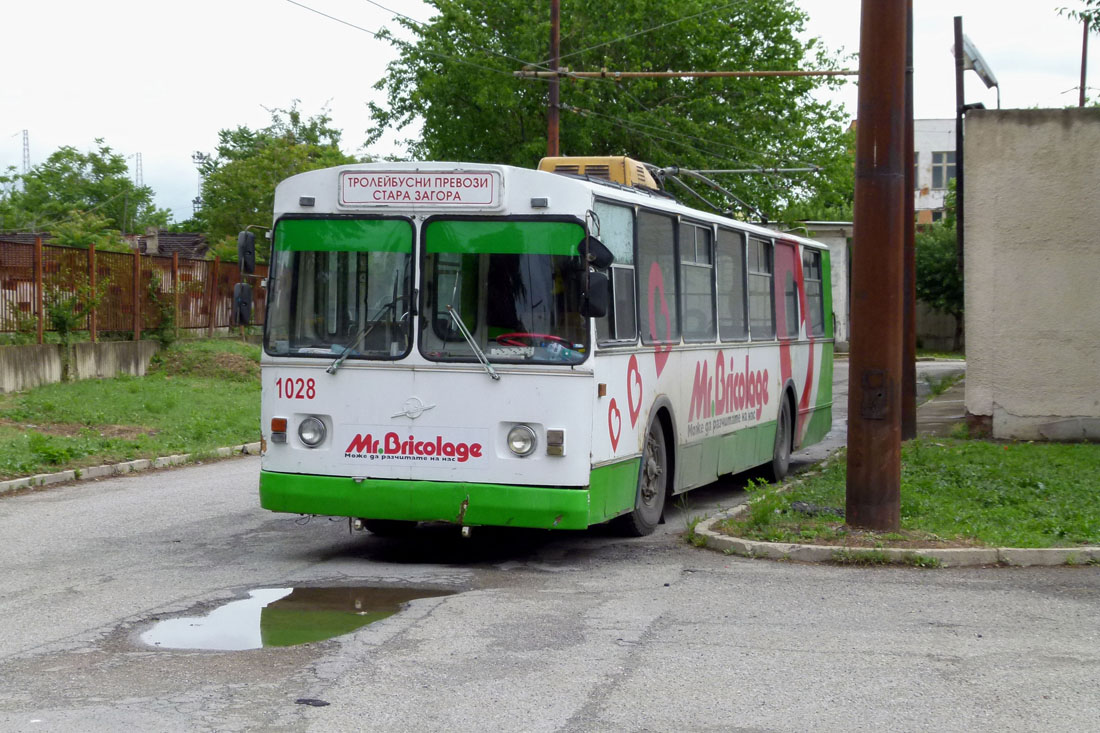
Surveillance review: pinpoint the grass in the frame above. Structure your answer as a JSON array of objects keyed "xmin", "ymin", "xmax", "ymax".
[
  {"xmin": 0, "ymin": 339, "xmax": 260, "ymax": 480},
  {"xmin": 917, "ymin": 350, "xmax": 965, "ymax": 360},
  {"xmin": 717, "ymin": 440, "xmax": 1100, "ymax": 550}
]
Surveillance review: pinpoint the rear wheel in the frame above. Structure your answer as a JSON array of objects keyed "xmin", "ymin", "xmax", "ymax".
[
  {"xmin": 615, "ymin": 421, "xmax": 669, "ymax": 536},
  {"xmin": 766, "ymin": 398, "xmax": 792, "ymax": 483}
]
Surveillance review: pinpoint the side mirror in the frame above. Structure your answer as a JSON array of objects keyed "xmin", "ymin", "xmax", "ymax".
[
  {"xmin": 580, "ymin": 271, "xmax": 609, "ymax": 318},
  {"xmin": 578, "ymin": 236, "xmax": 614, "ymax": 269},
  {"xmin": 232, "ymin": 282, "xmax": 253, "ymax": 326},
  {"xmin": 237, "ymin": 231, "xmax": 256, "ymax": 275}
]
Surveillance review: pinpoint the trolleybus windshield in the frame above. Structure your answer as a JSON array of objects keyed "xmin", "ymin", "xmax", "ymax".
[
  {"xmin": 419, "ymin": 219, "xmax": 589, "ymax": 365},
  {"xmin": 265, "ymin": 218, "xmax": 414, "ymax": 360}
]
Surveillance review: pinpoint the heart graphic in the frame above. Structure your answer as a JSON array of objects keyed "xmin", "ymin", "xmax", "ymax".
[
  {"xmin": 626, "ymin": 355, "xmax": 643, "ymax": 428},
  {"xmin": 607, "ymin": 399, "xmax": 622, "ymax": 451}
]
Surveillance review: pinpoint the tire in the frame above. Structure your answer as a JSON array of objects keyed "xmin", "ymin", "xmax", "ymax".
[
  {"xmin": 766, "ymin": 397, "xmax": 792, "ymax": 483},
  {"xmin": 615, "ymin": 420, "xmax": 669, "ymax": 536},
  {"xmin": 363, "ymin": 519, "xmax": 417, "ymax": 537}
]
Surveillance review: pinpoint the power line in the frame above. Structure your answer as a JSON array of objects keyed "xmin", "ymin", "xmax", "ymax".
[{"xmin": 536, "ymin": 0, "xmax": 745, "ymax": 66}]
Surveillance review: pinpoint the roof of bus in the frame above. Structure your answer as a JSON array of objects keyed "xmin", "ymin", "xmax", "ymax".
[{"xmin": 273, "ymin": 162, "xmax": 829, "ymax": 251}]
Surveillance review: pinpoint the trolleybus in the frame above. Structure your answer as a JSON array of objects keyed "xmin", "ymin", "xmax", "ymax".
[{"xmin": 258, "ymin": 157, "xmax": 833, "ymax": 535}]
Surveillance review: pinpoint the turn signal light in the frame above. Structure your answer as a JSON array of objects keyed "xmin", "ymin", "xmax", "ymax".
[{"xmin": 271, "ymin": 417, "xmax": 288, "ymax": 444}]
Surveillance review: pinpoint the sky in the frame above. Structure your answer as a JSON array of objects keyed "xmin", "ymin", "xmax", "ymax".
[{"xmin": 2, "ymin": 1, "xmax": 1095, "ymax": 224}]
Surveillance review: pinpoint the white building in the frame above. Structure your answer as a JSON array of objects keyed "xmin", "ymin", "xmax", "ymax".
[{"xmin": 914, "ymin": 118, "xmax": 957, "ymax": 225}]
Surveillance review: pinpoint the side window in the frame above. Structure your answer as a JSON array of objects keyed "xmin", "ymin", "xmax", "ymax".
[
  {"xmin": 679, "ymin": 222, "xmax": 715, "ymax": 341},
  {"xmin": 803, "ymin": 249, "xmax": 825, "ymax": 337},
  {"xmin": 637, "ymin": 210, "xmax": 679, "ymax": 345},
  {"xmin": 716, "ymin": 229, "xmax": 747, "ymax": 341},
  {"xmin": 594, "ymin": 201, "xmax": 637, "ymax": 343},
  {"xmin": 775, "ymin": 241, "xmax": 799, "ymax": 339},
  {"xmin": 747, "ymin": 238, "xmax": 775, "ymax": 340}
]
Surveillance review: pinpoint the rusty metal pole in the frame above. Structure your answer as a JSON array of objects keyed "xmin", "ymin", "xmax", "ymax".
[
  {"xmin": 845, "ymin": 1, "xmax": 907, "ymax": 531},
  {"xmin": 172, "ymin": 252, "xmax": 180, "ymax": 341},
  {"xmin": 547, "ymin": 0, "xmax": 561, "ymax": 157},
  {"xmin": 34, "ymin": 235, "xmax": 44, "ymax": 345},
  {"xmin": 1081, "ymin": 17, "xmax": 1090, "ymax": 108},
  {"xmin": 902, "ymin": 0, "xmax": 917, "ymax": 440},
  {"xmin": 954, "ymin": 16, "xmax": 965, "ymax": 273},
  {"xmin": 132, "ymin": 250, "xmax": 142, "ymax": 341},
  {"xmin": 88, "ymin": 243, "xmax": 97, "ymax": 343}
]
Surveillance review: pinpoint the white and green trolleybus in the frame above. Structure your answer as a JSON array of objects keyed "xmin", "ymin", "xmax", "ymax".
[{"xmin": 258, "ymin": 157, "xmax": 833, "ymax": 535}]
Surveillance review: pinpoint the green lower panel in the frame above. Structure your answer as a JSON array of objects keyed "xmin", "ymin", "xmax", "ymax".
[
  {"xmin": 801, "ymin": 404, "xmax": 833, "ymax": 448},
  {"xmin": 260, "ymin": 460, "xmax": 641, "ymax": 531}
]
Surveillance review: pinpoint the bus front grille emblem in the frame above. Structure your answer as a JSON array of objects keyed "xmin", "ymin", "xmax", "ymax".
[{"xmin": 392, "ymin": 397, "xmax": 436, "ymax": 420}]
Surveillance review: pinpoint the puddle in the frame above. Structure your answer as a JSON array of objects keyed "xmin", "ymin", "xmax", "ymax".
[{"xmin": 140, "ymin": 586, "xmax": 454, "ymax": 650}]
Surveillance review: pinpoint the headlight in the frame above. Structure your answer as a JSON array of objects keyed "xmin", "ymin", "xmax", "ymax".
[
  {"xmin": 298, "ymin": 416, "xmax": 327, "ymax": 447},
  {"xmin": 507, "ymin": 425, "xmax": 537, "ymax": 456}
]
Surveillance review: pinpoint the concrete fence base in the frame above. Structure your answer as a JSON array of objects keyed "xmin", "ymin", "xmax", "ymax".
[{"xmin": 0, "ymin": 341, "xmax": 159, "ymax": 393}]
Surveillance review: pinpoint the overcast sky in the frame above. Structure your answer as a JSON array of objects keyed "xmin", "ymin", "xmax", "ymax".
[{"xmin": 2, "ymin": 1, "xmax": 1095, "ymax": 224}]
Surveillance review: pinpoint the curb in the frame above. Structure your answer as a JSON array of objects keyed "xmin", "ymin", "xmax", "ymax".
[
  {"xmin": 0, "ymin": 442, "xmax": 263, "ymax": 496},
  {"xmin": 694, "ymin": 507, "xmax": 1100, "ymax": 568}
]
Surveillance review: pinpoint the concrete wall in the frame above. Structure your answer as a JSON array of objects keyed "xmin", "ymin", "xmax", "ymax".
[
  {"xmin": 965, "ymin": 108, "xmax": 1100, "ymax": 440},
  {"xmin": 0, "ymin": 341, "xmax": 158, "ymax": 393}
]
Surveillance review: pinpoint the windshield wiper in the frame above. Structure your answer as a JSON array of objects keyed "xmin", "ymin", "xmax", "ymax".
[
  {"xmin": 446, "ymin": 304, "xmax": 499, "ymax": 381},
  {"xmin": 326, "ymin": 301, "xmax": 395, "ymax": 374}
]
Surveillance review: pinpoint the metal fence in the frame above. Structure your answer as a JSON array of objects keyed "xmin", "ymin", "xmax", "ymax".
[{"xmin": 0, "ymin": 238, "xmax": 268, "ymax": 341}]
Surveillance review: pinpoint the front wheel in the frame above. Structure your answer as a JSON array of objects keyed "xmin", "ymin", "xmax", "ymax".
[
  {"xmin": 766, "ymin": 398, "xmax": 792, "ymax": 483},
  {"xmin": 614, "ymin": 421, "xmax": 669, "ymax": 536}
]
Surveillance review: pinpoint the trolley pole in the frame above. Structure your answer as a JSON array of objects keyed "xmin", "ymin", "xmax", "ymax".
[
  {"xmin": 846, "ymin": 1, "xmax": 907, "ymax": 530},
  {"xmin": 547, "ymin": 0, "xmax": 561, "ymax": 157}
]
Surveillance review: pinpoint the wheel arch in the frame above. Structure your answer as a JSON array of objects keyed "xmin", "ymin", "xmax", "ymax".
[{"xmin": 645, "ymin": 395, "xmax": 678, "ymax": 497}]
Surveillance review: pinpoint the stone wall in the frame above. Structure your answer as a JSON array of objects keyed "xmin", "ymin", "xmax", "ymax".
[
  {"xmin": 964, "ymin": 108, "xmax": 1100, "ymax": 440},
  {"xmin": 0, "ymin": 341, "xmax": 158, "ymax": 393}
]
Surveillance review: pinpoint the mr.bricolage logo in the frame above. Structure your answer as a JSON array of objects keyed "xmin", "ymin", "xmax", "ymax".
[{"xmin": 345, "ymin": 431, "xmax": 483, "ymax": 464}]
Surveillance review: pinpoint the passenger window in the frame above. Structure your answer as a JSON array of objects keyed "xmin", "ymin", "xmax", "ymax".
[
  {"xmin": 680, "ymin": 222, "xmax": 716, "ymax": 342},
  {"xmin": 747, "ymin": 238, "xmax": 775, "ymax": 340},
  {"xmin": 717, "ymin": 229, "xmax": 747, "ymax": 341},
  {"xmin": 803, "ymin": 249, "xmax": 825, "ymax": 337},
  {"xmin": 637, "ymin": 211, "xmax": 679, "ymax": 345},
  {"xmin": 594, "ymin": 201, "xmax": 637, "ymax": 343}
]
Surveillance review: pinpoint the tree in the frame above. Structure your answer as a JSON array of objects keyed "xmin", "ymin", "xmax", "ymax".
[
  {"xmin": 0, "ymin": 140, "xmax": 169, "ymax": 235},
  {"xmin": 915, "ymin": 181, "xmax": 963, "ymax": 351},
  {"xmin": 194, "ymin": 104, "xmax": 357, "ymax": 259},
  {"xmin": 367, "ymin": 0, "xmax": 854, "ymax": 219}
]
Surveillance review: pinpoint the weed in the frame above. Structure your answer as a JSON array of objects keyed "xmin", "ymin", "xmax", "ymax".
[
  {"xmin": 832, "ymin": 548, "xmax": 890, "ymax": 565},
  {"xmin": 902, "ymin": 553, "xmax": 943, "ymax": 568}
]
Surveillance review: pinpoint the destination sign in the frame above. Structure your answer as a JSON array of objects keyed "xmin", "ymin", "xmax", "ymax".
[{"xmin": 339, "ymin": 170, "xmax": 499, "ymax": 207}]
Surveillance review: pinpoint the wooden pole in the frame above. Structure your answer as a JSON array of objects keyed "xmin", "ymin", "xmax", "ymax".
[
  {"xmin": 88, "ymin": 243, "xmax": 97, "ymax": 343},
  {"xmin": 547, "ymin": 0, "xmax": 561, "ymax": 157},
  {"xmin": 845, "ymin": 0, "xmax": 907, "ymax": 531},
  {"xmin": 132, "ymin": 249, "xmax": 142, "ymax": 341},
  {"xmin": 34, "ymin": 236, "xmax": 44, "ymax": 345}
]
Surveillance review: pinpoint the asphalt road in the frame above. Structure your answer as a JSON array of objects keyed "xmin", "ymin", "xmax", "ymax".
[{"xmin": 2, "ymin": 359, "xmax": 1096, "ymax": 732}]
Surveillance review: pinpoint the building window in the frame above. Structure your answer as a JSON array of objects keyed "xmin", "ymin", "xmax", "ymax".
[
  {"xmin": 914, "ymin": 152, "xmax": 920, "ymax": 190},
  {"xmin": 931, "ymin": 210, "xmax": 944, "ymax": 223},
  {"xmin": 932, "ymin": 151, "xmax": 955, "ymax": 189}
]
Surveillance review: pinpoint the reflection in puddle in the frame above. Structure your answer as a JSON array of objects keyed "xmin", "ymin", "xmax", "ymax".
[{"xmin": 141, "ymin": 586, "xmax": 454, "ymax": 650}]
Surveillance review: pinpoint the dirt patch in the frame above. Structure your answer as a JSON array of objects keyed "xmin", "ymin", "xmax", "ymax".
[
  {"xmin": 152, "ymin": 349, "xmax": 259, "ymax": 381},
  {"xmin": 716, "ymin": 519, "xmax": 986, "ymax": 549},
  {"xmin": 0, "ymin": 418, "xmax": 154, "ymax": 440}
]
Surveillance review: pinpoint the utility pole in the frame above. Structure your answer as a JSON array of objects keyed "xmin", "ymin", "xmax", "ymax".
[
  {"xmin": 547, "ymin": 0, "xmax": 561, "ymax": 157},
  {"xmin": 902, "ymin": 0, "xmax": 917, "ymax": 441},
  {"xmin": 845, "ymin": 1, "xmax": 907, "ymax": 531}
]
